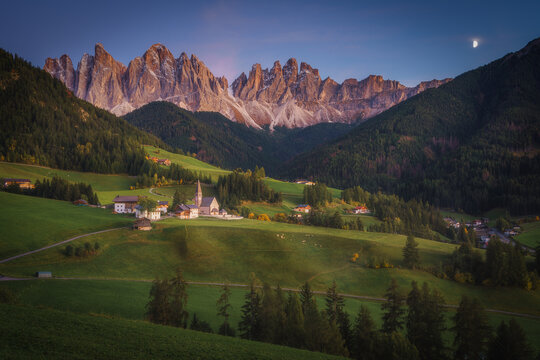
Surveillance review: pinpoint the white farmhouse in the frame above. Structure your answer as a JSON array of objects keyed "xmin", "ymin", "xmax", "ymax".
[{"xmin": 113, "ymin": 195, "xmax": 139, "ymax": 214}]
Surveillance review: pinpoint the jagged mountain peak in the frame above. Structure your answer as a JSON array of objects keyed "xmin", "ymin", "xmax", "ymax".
[{"xmin": 45, "ymin": 44, "xmax": 450, "ymax": 129}]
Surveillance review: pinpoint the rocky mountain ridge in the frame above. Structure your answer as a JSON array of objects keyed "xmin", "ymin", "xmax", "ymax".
[{"xmin": 44, "ymin": 43, "xmax": 451, "ymax": 128}]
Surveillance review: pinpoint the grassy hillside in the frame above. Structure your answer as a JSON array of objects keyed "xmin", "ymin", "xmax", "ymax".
[
  {"xmin": 516, "ymin": 221, "xmax": 540, "ymax": 248},
  {"xmin": 0, "ymin": 303, "xmax": 342, "ymax": 360},
  {"xmin": 2, "ymin": 280, "xmax": 539, "ymax": 351},
  {"xmin": 283, "ymin": 38, "xmax": 540, "ymax": 215},
  {"xmin": 1, "ymin": 217, "xmax": 539, "ymax": 316},
  {"xmin": 0, "ymin": 192, "xmax": 132, "ymax": 259}
]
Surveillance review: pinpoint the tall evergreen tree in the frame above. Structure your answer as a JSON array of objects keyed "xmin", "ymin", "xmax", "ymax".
[
  {"xmin": 351, "ymin": 305, "xmax": 377, "ymax": 360},
  {"xmin": 403, "ymin": 235, "xmax": 420, "ymax": 269},
  {"xmin": 381, "ymin": 278, "xmax": 405, "ymax": 333},
  {"xmin": 453, "ymin": 296, "xmax": 492, "ymax": 360},
  {"xmin": 487, "ymin": 320, "xmax": 534, "ymax": 360},
  {"xmin": 216, "ymin": 283, "xmax": 235, "ymax": 336},
  {"xmin": 284, "ymin": 292, "xmax": 305, "ymax": 348},
  {"xmin": 374, "ymin": 332, "xmax": 420, "ymax": 360},
  {"xmin": 169, "ymin": 268, "xmax": 189, "ymax": 328},
  {"xmin": 406, "ymin": 282, "xmax": 447, "ymax": 360},
  {"xmin": 325, "ymin": 281, "xmax": 351, "ymax": 349},
  {"xmin": 238, "ymin": 281, "xmax": 262, "ymax": 340},
  {"xmin": 145, "ymin": 278, "xmax": 171, "ymax": 325}
]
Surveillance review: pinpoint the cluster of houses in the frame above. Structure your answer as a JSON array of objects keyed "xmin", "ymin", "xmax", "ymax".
[
  {"xmin": 2, "ymin": 178, "xmax": 34, "ymax": 189},
  {"xmin": 113, "ymin": 180, "xmax": 227, "ymax": 230},
  {"xmin": 147, "ymin": 156, "xmax": 171, "ymax": 166},
  {"xmin": 295, "ymin": 179, "xmax": 316, "ymax": 186}
]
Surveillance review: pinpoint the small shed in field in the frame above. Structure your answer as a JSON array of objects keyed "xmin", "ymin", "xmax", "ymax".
[
  {"xmin": 36, "ymin": 271, "xmax": 52, "ymax": 278},
  {"xmin": 133, "ymin": 218, "xmax": 152, "ymax": 231}
]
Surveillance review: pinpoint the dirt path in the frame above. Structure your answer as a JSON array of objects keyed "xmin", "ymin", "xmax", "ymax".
[
  {"xmin": 149, "ymin": 187, "xmax": 170, "ymax": 198},
  {"xmin": 0, "ymin": 227, "xmax": 126, "ymax": 264},
  {"xmin": 307, "ymin": 264, "xmax": 351, "ymax": 282},
  {"xmin": 1, "ymin": 276, "xmax": 539, "ymax": 320}
]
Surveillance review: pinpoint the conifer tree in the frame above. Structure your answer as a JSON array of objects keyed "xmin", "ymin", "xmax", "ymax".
[
  {"xmin": 284, "ymin": 292, "xmax": 305, "ymax": 348},
  {"xmin": 145, "ymin": 278, "xmax": 171, "ymax": 325},
  {"xmin": 169, "ymin": 268, "xmax": 189, "ymax": 328},
  {"xmin": 487, "ymin": 319, "xmax": 534, "ymax": 360},
  {"xmin": 381, "ymin": 278, "xmax": 405, "ymax": 333},
  {"xmin": 453, "ymin": 296, "xmax": 491, "ymax": 360},
  {"xmin": 351, "ymin": 305, "xmax": 377, "ymax": 360},
  {"xmin": 403, "ymin": 235, "xmax": 420, "ymax": 269},
  {"xmin": 216, "ymin": 283, "xmax": 235, "ymax": 336},
  {"xmin": 406, "ymin": 282, "xmax": 447, "ymax": 360},
  {"xmin": 325, "ymin": 281, "xmax": 351, "ymax": 349},
  {"xmin": 238, "ymin": 281, "xmax": 262, "ymax": 340}
]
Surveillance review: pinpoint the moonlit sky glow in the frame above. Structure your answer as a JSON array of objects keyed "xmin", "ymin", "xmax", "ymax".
[{"xmin": 1, "ymin": 0, "xmax": 539, "ymax": 86}]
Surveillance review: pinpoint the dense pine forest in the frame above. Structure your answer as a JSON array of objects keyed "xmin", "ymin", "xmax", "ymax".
[
  {"xmin": 283, "ymin": 38, "xmax": 540, "ymax": 215},
  {"xmin": 216, "ymin": 168, "xmax": 282, "ymax": 209},
  {"xmin": 124, "ymin": 101, "xmax": 353, "ymax": 173},
  {"xmin": 0, "ymin": 49, "xmax": 167, "ymax": 175}
]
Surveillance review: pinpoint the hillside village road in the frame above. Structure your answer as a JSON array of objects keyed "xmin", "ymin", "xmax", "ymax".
[{"xmin": 0, "ymin": 227, "xmax": 126, "ymax": 264}]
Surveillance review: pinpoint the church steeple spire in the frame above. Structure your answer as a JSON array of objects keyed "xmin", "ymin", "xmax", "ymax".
[{"xmin": 194, "ymin": 179, "xmax": 203, "ymax": 207}]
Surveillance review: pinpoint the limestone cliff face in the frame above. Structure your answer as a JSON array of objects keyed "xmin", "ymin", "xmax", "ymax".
[
  {"xmin": 231, "ymin": 62, "xmax": 451, "ymax": 127},
  {"xmin": 45, "ymin": 44, "xmax": 451, "ymax": 129}
]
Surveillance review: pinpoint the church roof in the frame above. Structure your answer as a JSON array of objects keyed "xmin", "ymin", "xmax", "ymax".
[
  {"xmin": 200, "ymin": 197, "xmax": 217, "ymax": 207},
  {"xmin": 196, "ymin": 179, "xmax": 202, "ymax": 195}
]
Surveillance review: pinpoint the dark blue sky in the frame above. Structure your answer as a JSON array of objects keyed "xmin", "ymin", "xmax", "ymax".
[{"xmin": 1, "ymin": 0, "xmax": 539, "ymax": 86}]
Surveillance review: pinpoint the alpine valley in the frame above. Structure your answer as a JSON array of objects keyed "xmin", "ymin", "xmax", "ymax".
[{"xmin": 44, "ymin": 43, "xmax": 450, "ymax": 129}]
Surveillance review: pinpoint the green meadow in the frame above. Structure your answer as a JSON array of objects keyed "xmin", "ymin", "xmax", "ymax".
[
  {"xmin": 0, "ymin": 192, "xmax": 132, "ymax": 259},
  {"xmin": 516, "ymin": 221, "xmax": 540, "ymax": 248},
  {"xmin": 1, "ymin": 215, "xmax": 539, "ymax": 317},
  {"xmin": 1, "ymin": 279, "xmax": 539, "ymax": 352},
  {"xmin": 0, "ymin": 303, "xmax": 343, "ymax": 360}
]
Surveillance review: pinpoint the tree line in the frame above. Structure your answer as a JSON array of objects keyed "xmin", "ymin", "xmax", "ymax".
[
  {"xmin": 146, "ymin": 273, "xmax": 538, "ymax": 359},
  {"xmin": 342, "ymin": 185, "xmax": 447, "ymax": 240},
  {"xmin": 216, "ymin": 169, "xmax": 281, "ymax": 209},
  {"xmin": 1, "ymin": 176, "xmax": 99, "ymax": 205}
]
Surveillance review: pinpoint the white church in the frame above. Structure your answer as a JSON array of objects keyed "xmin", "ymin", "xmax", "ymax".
[{"xmin": 175, "ymin": 180, "xmax": 227, "ymax": 218}]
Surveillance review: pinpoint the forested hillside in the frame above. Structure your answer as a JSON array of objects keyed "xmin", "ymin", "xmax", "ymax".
[
  {"xmin": 283, "ymin": 38, "xmax": 540, "ymax": 215},
  {"xmin": 123, "ymin": 101, "xmax": 353, "ymax": 172},
  {"xmin": 0, "ymin": 49, "xmax": 166, "ymax": 175}
]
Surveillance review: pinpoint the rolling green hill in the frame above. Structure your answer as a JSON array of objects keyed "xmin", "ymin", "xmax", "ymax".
[
  {"xmin": 0, "ymin": 303, "xmax": 343, "ymax": 360},
  {"xmin": 0, "ymin": 192, "xmax": 132, "ymax": 259},
  {"xmin": 124, "ymin": 101, "xmax": 353, "ymax": 173},
  {"xmin": 283, "ymin": 38, "xmax": 540, "ymax": 215},
  {"xmin": 0, "ymin": 48, "xmax": 166, "ymax": 175}
]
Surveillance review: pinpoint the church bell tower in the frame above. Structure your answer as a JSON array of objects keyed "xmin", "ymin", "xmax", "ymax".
[{"xmin": 193, "ymin": 180, "xmax": 203, "ymax": 207}]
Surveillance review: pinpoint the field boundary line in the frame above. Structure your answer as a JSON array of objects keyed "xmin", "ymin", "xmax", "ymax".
[
  {"xmin": 0, "ymin": 227, "xmax": 127, "ymax": 264},
  {"xmin": 2, "ymin": 276, "xmax": 539, "ymax": 320}
]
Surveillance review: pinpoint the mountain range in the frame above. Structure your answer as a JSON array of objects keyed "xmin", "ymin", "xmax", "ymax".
[{"xmin": 44, "ymin": 43, "xmax": 450, "ymax": 129}]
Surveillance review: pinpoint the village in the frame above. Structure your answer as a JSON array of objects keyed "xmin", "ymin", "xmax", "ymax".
[{"xmin": 0, "ymin": 176, "xmax": 530, "ymax": 249}]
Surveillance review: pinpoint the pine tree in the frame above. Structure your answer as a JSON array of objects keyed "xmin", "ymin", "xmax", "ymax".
[
  {"xmin": 325, "ymin": 281, "xmax": 351, "ymax": 349},
  {"xmin": 403, "ymin": 235, "xmax": 420, "ymax": 269},
  {"xmin": 216, "ymin": 283, "xmax": 235, "ymax": 336},
  {"xmin": 351, "ymin": 305, "xmax": 377, "ymax": 360},
  {"xmin": 453, "ymin": 296, "xmax": 492, "ymax": 360},
  {"xmin": 406, "ymin": 282, "xmax": 447, "ymax": 360},
  {"xmin": 284, "ymin": 292, "xmax": 305, "ymax": 348},
  {"xmin": 487, "ymin": 319, "xmax": 534, "ymax": 360},
  {"xmin": 381, "ymin": 278, "xmax": 405, "ymax": 333},
  {"xmin": 238, "ymin": 281, "xmax": 261, "ymax": 340},
  {"xmin": 259, "ymin": 283, "xmax": 278, "ymax": 343},
  {"xmin": 145, "ymin": 278, "xmax": 171, "ymax": 325},
  {"xmin": 169, "ymin": 268, "xmax": 189, "ymax": 328}
]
